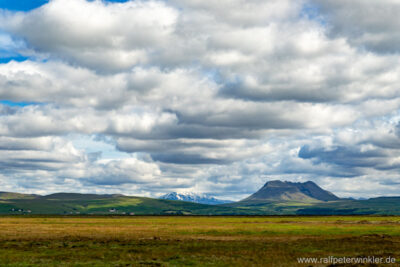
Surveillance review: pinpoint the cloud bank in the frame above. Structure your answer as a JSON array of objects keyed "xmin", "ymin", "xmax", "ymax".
[{"xmin": 0, "ymin": 0, "xmax": 400, "ymax": 199}]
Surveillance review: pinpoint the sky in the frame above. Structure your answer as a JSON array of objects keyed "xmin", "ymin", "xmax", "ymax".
[{"xmin": 0, "ymin": 0, "xmax": 400, "ymax": 200}]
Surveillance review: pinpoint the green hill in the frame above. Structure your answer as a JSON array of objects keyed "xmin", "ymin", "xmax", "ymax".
[
  {"xmin": 1, "ymin": 181, "xmax": 400, "ymax": 215},
  {"xmin": 224, "ymin": 197, "xmax": 400, "ymax": 215},
  {"xmin": 0, "ymin": 193, "xmax": 255, "ymax": 215},
  {"xmin": 0, "ymin": 192, "xmax": 38, "ymax": 200}
]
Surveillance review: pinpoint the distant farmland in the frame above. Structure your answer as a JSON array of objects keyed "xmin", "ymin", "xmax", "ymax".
[{"xmin": 0, "ymin": 216, "xmax": 399, "ymax": 266}]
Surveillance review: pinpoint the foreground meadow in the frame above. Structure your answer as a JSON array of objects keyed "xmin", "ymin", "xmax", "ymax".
[{"xmin": 0, "ymin": 216, "xmax": 399, "ymax": 266}]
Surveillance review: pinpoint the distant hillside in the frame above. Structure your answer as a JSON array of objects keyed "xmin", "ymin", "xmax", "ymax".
[
  {"xmin": 0, "ymin": 192, "xmax": 38, "ymax": 200},
  {"xmin": 160, "ymin": 192, "xmax": 233, "ymax": 205},
  {"xmin": 1, "ymin": 181, "xmax": 400, "ymax": 215},
  {"xmin": 242, "ymin": 180, "xmax": 339, "ymax": 202},
  {"xmin": 0, "ymin": 192, "xmax": 249, "ymax": 216}
]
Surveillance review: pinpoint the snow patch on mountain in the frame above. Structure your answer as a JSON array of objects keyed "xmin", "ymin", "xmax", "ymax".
[{"xmin": 159, "ymin": 192, "xmax": 233, "ymax": 205}]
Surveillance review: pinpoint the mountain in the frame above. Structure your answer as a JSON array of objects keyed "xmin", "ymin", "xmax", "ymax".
[
  {"xmin": 160, "ymin": 192, "xmax": 233, "ymax": 205},
  {"xmin": 241, "ymin": 180, "xmax": 340, "ymax": 202}
]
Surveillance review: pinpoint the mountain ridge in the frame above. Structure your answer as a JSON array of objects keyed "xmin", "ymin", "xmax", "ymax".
[{"xmin": 160, "ymin": 192, "xmax": 233, "ymax": 205}]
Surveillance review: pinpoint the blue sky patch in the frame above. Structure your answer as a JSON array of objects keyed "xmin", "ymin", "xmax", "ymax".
[
  {"xmin": 0, "ymin": 55, "xmax": 29, "ymax": 64},
  {"xmin": 0, "ymin": 0, "xmax": 130, "ymax": 12},
  {"xmin": 0, "ymin": 0, "xmax": 49, "ymax": 11},
  {"xmin": 300, "ymin": 3, "xmax": 327, "ymax": 26},
  {"xmin": 0, "ymin": 100, "xmax": 41, "ymax": 107}
]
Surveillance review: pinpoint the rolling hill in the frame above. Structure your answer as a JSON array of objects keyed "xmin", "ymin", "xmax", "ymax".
[
  {"xmin": 0, "ymin": 180, "xmax": 400, "ymax": 215},
  {"xmin": 0, "ymin": 192, "xmax": 252, "ymax": 215}
]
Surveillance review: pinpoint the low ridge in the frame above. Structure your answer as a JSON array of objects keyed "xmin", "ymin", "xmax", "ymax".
[
  {"xmin": 242, "ymin": 180, "xmax": 339, "ymax": 202},
  {"xmin": 0, "ymin": 192, "xmax": 38, "ymax": 200}
]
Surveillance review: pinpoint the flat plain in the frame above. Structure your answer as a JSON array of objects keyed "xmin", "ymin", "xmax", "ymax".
[{"xmin": 0, "ymin": 216, "xmax": 400, "ymax": 266}]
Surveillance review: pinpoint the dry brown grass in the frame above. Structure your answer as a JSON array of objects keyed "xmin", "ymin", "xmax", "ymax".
[{"xmin": 0, "ymin": 216, "xmax": 399, "ymax": 266}]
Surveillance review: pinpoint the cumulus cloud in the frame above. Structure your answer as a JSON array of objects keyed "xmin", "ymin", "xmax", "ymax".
[
  {"xmin": 0, "ymin": 0, "xmax": 400, "ymax": 198},
  {"xmin": 1, "ymin": 0, "xmax": 178, "ymax": 72},
  {"xmin": 0, "ymin": 136, "xmax": 84, "ymax": 174},
  {"xmin": 311, "ymin": 0, "xmax": 400, "ymax": 53}
]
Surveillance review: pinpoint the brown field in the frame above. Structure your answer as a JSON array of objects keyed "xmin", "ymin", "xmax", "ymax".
[{"xmin": 0, "ymin": 216, "xmax": 399, "ymax": 266}]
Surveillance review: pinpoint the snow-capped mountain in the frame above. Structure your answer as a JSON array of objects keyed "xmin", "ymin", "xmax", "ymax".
[{"xmin": 159, "ymin": 192, "xmax": 233, "ymax": 205}]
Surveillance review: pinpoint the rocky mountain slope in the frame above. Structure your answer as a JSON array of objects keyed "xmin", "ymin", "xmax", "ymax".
[
  {"xmin": 242, "ymin": 180, "xmax": 339, "ymax": 202},
  {"xmin": 160, "ymin": 192, "xmax": 232, "ymax": 205}
]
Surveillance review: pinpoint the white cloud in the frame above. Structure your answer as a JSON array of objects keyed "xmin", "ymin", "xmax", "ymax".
[
  {"xmin": 0, "ymin": 0, "xmax": 400, "ymax": 198},
  {"xmin": 1, "ymin": 0, "xmax": 178, "ymax": 72},
  {"xmin": 311, "ymin": 0, "xmax": 400, "ymax": 53}
]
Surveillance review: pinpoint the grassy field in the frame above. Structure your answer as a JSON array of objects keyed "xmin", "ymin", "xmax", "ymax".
[{"xmin": 0, "ymin": 216, "xmax": 399, "ymax": 266}]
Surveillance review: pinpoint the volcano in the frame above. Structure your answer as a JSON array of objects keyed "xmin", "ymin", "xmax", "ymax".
[{"xmin": 242, "ymin": 180, "xmax": 340, "ymax": 202}]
